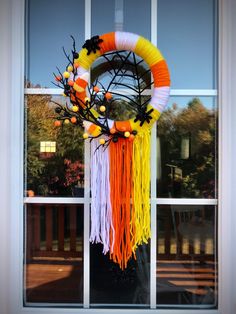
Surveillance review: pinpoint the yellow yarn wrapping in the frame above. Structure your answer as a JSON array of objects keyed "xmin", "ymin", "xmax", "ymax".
[
  {"xmin": 134, "ymin": 36, "xmax": 164, "ymax": 67},
  {"xmin": 74, "ymin": 48, "xmax": 101, "ymax": 70},
  {"xmin": 131, "ymin": 130, "xmax": 151, "ymax": 251}
]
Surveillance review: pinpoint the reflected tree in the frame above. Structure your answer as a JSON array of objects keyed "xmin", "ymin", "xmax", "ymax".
[
  {"xmin": 157, "ymin": 98, "xmax": 216, "ymax": 198},
  {"xmin": 26, "ymin": 93, "xmax": 84, "ymax": 196}
]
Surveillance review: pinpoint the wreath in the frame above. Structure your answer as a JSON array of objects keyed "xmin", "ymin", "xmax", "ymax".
[{"xmin": 54, "ymin": 32, "xmax": 170, "ymax": 269}]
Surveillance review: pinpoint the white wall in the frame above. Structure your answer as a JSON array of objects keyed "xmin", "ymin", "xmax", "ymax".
[
  {"xmin": 0, "ymin": 0, "xmax": 11, "ymax": 313},
  {"xmin": 230, "ymin": 0, "xmax": 236, "ymax": 311}
]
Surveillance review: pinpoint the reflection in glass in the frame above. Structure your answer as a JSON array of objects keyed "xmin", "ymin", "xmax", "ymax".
[
  {"xmin": 157, "ymin": 0, "xmax": 217, "ymax": 89},
  {"xmin": 91, "ymin": 50, "xmax": 151, "ymax": 121},
  {"xmin": 26, "ymin": 0, "xmax": 85, "ymax": 88},
  {"xmin": 25, "ymin": 95, "xmax": 84, "ymax": 197},
  {"xmin": 157, "ymin": 205, "xmax": 217, "ymax": 308},
  {"xmin": 92, "ymin": 0, "xmax": 151, "ymax": 39},
  {"xmin": 24, "ymin": 204, "xmax": 83, "ymax": 304},
  {"xmin": 157, "ymin": 97, "xmax": 217, "ymax": 198},
  {"xmin": 90, "ymin": 243, "xmax": 150, "ymax": 307}
]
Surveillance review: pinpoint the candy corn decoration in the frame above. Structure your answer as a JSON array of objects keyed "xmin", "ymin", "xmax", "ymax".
[{"xmin": 53, "ymin": 32, "xmax": 170, "ymax": 269}]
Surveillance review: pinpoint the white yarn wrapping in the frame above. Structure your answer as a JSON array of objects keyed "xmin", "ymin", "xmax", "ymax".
[
  {"xmin": 115, "ymin": 31, "xmax": 139, "ymax": 51},
  {"xmin": 150, "ymin": 86, "xmax": 170, "ymax": 113},
  {"xmin": 90, "ymin": 138, "xmax": 114, "ymax": 254},
  {"xmin": 83, "ymin": 120, "xmax": 93, "ymax": 131},
  {"xmin": 74, "ymin": 66, "xmax": 88, "ymax": 81}
]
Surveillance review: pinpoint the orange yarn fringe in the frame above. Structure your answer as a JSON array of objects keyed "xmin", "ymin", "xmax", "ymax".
[{"xmin": 109, "ymin": 138, "xmax": 134, "ymax": 269}]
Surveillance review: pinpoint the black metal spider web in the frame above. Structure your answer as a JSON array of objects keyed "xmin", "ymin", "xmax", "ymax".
[{"xmin": 53, "ymin": 36, "xmax": 154, "ymax": 146}]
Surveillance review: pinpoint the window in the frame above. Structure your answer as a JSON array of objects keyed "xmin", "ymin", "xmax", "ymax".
[
  {"xmin": 24, "ymin": 0, "xmax": 218, "ymax": 310},
  {"xmin": 40, "ymin": 141, "xmax": 56, "ymax": 154}
]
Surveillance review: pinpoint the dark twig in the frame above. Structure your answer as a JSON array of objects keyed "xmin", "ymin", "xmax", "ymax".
[{"xmin": 62, "ymin": 46, "xmax": 73, "ymax": 66}]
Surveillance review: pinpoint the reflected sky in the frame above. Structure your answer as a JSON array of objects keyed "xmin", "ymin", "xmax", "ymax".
[
  {"xmin": 169, "ymin": 96, "xmax": 217, "ymax": 110},
  {"xmin": 158, "ymin": 0, "xmax": 217, "ymax": 89},
  {"xmin": 26, "ymin": 0, "xmax": 217, "ymax": 90},
  {"xmin": 26, "ymin": 0, "xmax": 85, "ymax": 88}
]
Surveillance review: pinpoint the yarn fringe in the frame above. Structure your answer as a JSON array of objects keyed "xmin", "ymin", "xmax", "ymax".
[
  {"xmin": 90, "ymin": 138, "xmax": 114, "ymax": 254},
  {"xmin": 89, "ymin": 132, "xmax": 151, "ymax": 269},
  {"xmin": 109, "ymin": 138, "xmax": 133, "ymax": 269},
  {"xmin": 131, "ymin": 130, "xmax": 151, "ymax": 251}
]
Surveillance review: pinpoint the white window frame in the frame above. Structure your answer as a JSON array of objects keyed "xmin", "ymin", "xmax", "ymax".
[{"xmin": 4, "ymin": 0, "xmax": 235, "ymax": 313}]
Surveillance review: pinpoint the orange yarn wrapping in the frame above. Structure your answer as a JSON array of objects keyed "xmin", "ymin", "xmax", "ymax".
[
  {"xmin": 109, "ymin": 138, "xmax": 134, "ymax": 269},
  {"xmin": 100, "ymin": 32, "xmax": 116, "ymax": 55},
  {"xmin": 151, "ymin": 59, "xmax": 171, "ymax": 87}
]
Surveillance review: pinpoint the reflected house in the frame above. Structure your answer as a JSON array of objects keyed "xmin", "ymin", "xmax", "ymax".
[
  {"xmin": 181, "ymin": 133, "xmax": 191, "ymax": 160},
  {"xmin": 166, "ymin": 164, "xmax": 183, "ymax": 182},
  {"xmin": 39, "ymin": 141, "xmax": 56, "ymax": 159},
  {"xmin": 165, "ymin": 164, "xmax": 183, "ymax": 198},
  {"xmin": 39, "ymin": 139, "xmax": 84, "ymax": 196}
]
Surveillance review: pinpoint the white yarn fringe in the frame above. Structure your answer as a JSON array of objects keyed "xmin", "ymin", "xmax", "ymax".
[{"xmin": 90, "ymin": 138, "xmax": 114, "ymax": 254}]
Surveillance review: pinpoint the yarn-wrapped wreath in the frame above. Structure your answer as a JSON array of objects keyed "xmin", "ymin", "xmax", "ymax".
[{"xmin": 54, "ymin": 32, "xmax": 170, "ymax": 269}]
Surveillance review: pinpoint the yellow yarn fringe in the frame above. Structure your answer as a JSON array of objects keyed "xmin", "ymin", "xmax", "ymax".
[{"xmin": 131, "ymin": 130, "xmax": 151, "ymax": 252}]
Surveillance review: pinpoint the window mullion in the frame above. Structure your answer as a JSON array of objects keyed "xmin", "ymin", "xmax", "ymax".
[
  {"xmin": 24, "ymin": 88, "xmax": 218, "ymax": 96},
  {"xmin": 83, "ymin": 141, "xmax": 91, "ymax": 309},
  {"xmin": 150, "ymin": 0, "xmax": 158, "ymax": 309},
  {"xmin": 150, "ymin": 124, "xmax": 157, "ymax": 309},
  {"xmin": 83, "ymin": 0, "xmax": 91, "ymax": 309}
]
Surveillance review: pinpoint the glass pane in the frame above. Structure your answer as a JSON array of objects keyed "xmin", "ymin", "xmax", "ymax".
[
  {"xmin": 156, "ymin": 97, "xmax": 217, "ymax": 198},
  {"xmin": 156, "ymin": 205, "xmax": 217, "ymax": 308},
  {"xmin": 91, "ymin": 0, "xmax": 151, "ymax": 39},
  {"xmin": 26, "ymin": 0, "xmax": 85, "ymax": 88},
  {"xmin": 157, "ymin": 0, "xmax": 217, "ymax": 89},
  {"xmin": 24, "ymin": 204, "xmax": 84, "ymax": 304},
  {"xmin": 25, "ymin": 95, "xmax": 84, "ymax": 197},
  {"xmin": 90, "ymin": 242, "xmax": 150, "ymax": 307}
]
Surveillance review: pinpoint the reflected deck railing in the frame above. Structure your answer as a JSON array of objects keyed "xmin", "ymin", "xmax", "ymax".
[
  {"xmin": 26, "ymin": 204, "xmax": 214, "ymax": 262},
  {"xmin": 26, "ymin": 204, "xmax": 83, "ymax": 260}
]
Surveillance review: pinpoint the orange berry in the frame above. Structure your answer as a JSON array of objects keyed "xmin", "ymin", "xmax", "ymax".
[
  {"xmin": 74, "ymin": 63, "xmax": 79, "ymax": 68},
  {"xmin": 27, "ymin": 190, "xmax": 34, "ymax": 197},
  {"xmin": 105, "ymin": 92, "xmax": 112, "ymax": 99},
  {"xmin": 71, "ymin": 117, "xmax": 77, "ymax": 124},
  {"xmin": 128, "ymin": 134, "xmax": 135, "ymax": 141},
  {"xmin": 110, "ymin": 128, "xmax": 116, "ymax": 134},
  {"xmin": 55, "ymin": 75, "xmax": 61, "ymax": 81},
  {"xmin": 68, "ymin": 80, "xmax": 74, "ymax": 86},
  {"xmin": 54, "ymin": 120, "xmax": 61, "ymax": 127},
  {"xmin": 93, "ymin": 86, "xmax": 100, "ymax": 93}
]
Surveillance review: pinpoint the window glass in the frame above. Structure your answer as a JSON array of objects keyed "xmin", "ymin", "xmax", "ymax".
[
  {"xmin": 157, "ymin": 0, "xmax": 217, "ymax": 89},
  {"xmin": 156, "ymin": 205, "xmax": 217, "ymax": 307},
  {"xmin": 156, "ymin": 97, "xmax": 217, "ymax": 198},
  {"xmin": 91, "ymin": 0, "xmax": 151, "ymax": 39},
  {"xmin": 123, "ymin": 0, "xmax": 151, "ymax": 39},
  {"xmin": 26, "ymin": 0, "xmax": 85, "ymax": 88},
  {"xmin": 90, "ymin": 242, "xmax": 150, "ymax": 307},
  {"xmin": 25, "ymin": 95, "xmax": 84, "ymax": 197},
  {"xmin": 24, "ymin": 204, "xmax": 84, "ymax": 304}
]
